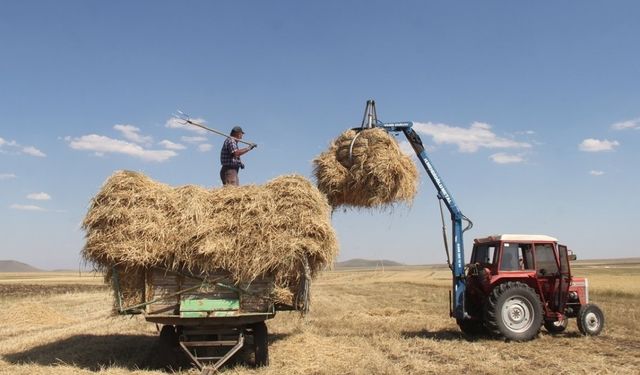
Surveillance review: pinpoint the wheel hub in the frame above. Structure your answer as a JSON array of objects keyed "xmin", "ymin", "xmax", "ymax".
[
  {"xmin": 502, "ymin": 297, "xmax": 534, "ymax": 333},
  {"xmin": 585, "ymin": 312, "xmax": 600, "ymax": 331}
]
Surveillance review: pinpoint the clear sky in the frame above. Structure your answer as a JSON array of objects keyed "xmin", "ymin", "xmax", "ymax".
[{"xmin": 1, "ymin": 1, "xmax": 638, "ymax": 270}]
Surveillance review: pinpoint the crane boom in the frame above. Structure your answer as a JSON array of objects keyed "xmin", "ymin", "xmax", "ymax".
[{"xmin": 357, "ymin": 100, "xmax": 472, "ymax": 320}]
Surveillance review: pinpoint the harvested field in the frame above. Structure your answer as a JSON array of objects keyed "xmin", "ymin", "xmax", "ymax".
[
  {"xmin": 0, "ymin": 272, "xmax": 107, "ymax": 298},
  {"xmin": 0, "ymin": 271, "xmax": 105, "ymax": 285},
  {"xmin": 0, "ymin": 283, "xmax": 107, "ymax": 298},
  {"xmin": 1, "ymin": 263, "xmax": 639, "ymax": 374}
]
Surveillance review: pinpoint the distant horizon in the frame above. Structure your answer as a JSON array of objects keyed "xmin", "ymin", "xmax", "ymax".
[{"xmin": 3, "ymin": 255, "xmax": 640, "ymax": 273}]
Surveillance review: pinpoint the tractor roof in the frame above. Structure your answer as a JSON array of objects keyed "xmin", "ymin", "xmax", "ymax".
[{"xmin": 474, "ymin": 234, "xmax": 558, "ymax": 243}]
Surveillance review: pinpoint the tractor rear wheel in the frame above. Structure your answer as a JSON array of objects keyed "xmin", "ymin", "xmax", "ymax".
[
  {"xmin": 485, "ymin": 281, "xmax": 543, "ymax": 341},
  {"xmin": 544, "ymin": 318, "xmax": 568, "ymax": 334},
  {"xmin": 577, "ymin": 304, "xmax": 604, "ymax": 336}
]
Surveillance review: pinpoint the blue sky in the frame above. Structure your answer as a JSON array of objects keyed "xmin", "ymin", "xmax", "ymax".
[{"xmin": 1, "ymin": 1, "xmax": 638, "ymax": 270}]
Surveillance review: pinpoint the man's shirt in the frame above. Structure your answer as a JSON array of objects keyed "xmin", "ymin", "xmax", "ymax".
[{"xmin": 220, "ymin": 137, "xmax": 241, "ymax": 167}]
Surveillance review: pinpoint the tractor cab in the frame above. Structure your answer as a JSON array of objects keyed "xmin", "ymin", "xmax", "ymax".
[
  {"xmin": 460, "ymin": 234, "xmax": 604, "ymax": 340},
  {"xmin": 470, "ymin": 234, "xmax": 568, "ymax": 278}
]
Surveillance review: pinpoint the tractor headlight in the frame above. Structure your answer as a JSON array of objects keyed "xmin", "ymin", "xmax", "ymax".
[{"xmin": 569, "ymin": 291, "xmax": 579, "ymax": 301}]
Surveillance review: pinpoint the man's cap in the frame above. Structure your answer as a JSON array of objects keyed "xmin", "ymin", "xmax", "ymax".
[{"xmin": 231, "ymin": 126, "xmax": 244, "ymax": 135}]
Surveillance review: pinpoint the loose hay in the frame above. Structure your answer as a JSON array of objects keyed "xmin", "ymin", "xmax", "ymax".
[
  {"xmin": 313, "ymin": 128, "xmax": 418, "ymax": 208},
  {"xmin": 6, "ymin": 302, "xmax": 70, "ymax": 326},
  {"xmin": 82, "ymin": 171, "xmax": 338, "ymax": 308}
]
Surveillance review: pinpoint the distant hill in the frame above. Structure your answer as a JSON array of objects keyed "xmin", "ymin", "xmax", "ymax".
[
  {"xmin": 335, "ymin": 258, "xmax": 405, "ymax": 268},
  {"xmin": 0, "ymin": 260, "xmax": 42, "ymax": 272}
]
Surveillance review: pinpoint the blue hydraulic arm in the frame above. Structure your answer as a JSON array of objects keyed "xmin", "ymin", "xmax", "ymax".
[{"xmin": 356, "ymin": 100, "xmax": 472, "ymax": 320}]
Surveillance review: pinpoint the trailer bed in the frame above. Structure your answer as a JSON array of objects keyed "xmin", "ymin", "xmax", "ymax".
[{"xmin": 143, "ymin": 267, "xmax": 275, "ymax": 318}]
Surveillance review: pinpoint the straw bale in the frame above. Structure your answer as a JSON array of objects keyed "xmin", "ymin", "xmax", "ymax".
[
  {"xmin": 105, "ymin": 265, "xmax": 145, "ymax": 309},
  {"xmin": 82, "ymin": 171, "xmax": 338, "ymax": 307},
  {"xmin": 271, "ymin": 286, "xmax": 295, "ymax": 306},
  {"xmin": 313, "ymin": 128, "xmax": 418, "ymax": 208}
]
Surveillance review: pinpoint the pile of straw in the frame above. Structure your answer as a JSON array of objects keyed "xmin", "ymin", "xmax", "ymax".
[
  {"xmin": 313, "ymin": 128, "xmax": 418, "ymax": 208},
  {"xmin": 82, "ymin": 171, "xmax": 338, "ymax": 307}
]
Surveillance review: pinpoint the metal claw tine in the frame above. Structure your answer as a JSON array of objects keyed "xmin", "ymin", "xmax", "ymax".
[
  {"xmin": 175, "ymin": 109, "xmax": 190, "ymax": 121},
  {"xmin": 172, "ymin": 115, "xmax": 188, "ymax": 125}
]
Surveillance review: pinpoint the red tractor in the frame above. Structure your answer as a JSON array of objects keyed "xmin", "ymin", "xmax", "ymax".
[
  {"xmin": 461, "ymin": 234, "xmax": 605, "ymax": 340},
  {"xmin": 354, "ymin": 100, "xmax": 604, "ymax": 341}
]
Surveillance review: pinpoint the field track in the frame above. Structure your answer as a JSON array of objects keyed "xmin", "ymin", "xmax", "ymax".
[{"xmin": 1, "ymin": 264, "xmax": 639, "ymax": 374}]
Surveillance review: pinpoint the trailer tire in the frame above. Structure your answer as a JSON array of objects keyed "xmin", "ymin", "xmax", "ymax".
[
  {"xmin": 158, "ymin": 325, "xmax": 180, "ymax": 369},
  {"xmin": 577, "ymin": 303, "xmax": 604, "ymax": 336},
  {"xmin": 544, "ymin": 318, "xmax": 568, "ymax": 334},
  {"xmin": 252, "ymin": 322, "xmax": 269, "ymax": 367},
  {"xmin": 485, "ymin": 281, "xmax": 543, "ymax": 341},
  {"xmin": 160, "ymin": 325, "xmax": 178, "ymax": 345}
]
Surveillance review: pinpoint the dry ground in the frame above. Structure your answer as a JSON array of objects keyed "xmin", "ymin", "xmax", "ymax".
[{"xmin": 1, "ymin": 264, "xmax": 639, "ymax": 374}]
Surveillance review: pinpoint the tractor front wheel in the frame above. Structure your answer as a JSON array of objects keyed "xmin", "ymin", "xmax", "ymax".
[
  {"xmin": 577, "ymin": 304, "xmax": 604, "ymax": 336},
  {"xmin": 485, "ymin": 281, "xmax": 543, "ymax": 341}
]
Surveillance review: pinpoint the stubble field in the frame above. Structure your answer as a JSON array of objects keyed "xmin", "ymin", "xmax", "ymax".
[{"xmin": 1, "ymin": 261, "xmax": 639, "ymax": 374}]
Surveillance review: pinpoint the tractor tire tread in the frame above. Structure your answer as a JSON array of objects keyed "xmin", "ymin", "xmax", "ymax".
[{"xmin": 484, "ymin": 281, "xmax": 543, "ymax": 341}]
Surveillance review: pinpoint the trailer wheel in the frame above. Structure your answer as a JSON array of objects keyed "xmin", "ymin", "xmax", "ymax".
[
  {"xmin": 252, "ymin": 322, "xmax": 269, "ymax": 367},
  {"xmin": 158, "ymin": 325, "xmax": 179, "ymax": 368},
  {"xmin": 544, "ymin": 318, "xmax": 568, "ymax": 334},
  {"xmin": 577, "ymin": 304, "xmax": 604, "ymax": 336},
  {"xmin": 485, "ymin": 281, "xmax": 543, "ymax": 341}
]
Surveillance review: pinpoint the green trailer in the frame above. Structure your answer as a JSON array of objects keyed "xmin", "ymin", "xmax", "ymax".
[{"xmin": 111, "ymin": 262, "xmax": 310, "ymax": 373}]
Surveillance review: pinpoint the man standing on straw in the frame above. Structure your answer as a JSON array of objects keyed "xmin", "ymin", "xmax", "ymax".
[{"xmin": 220, "ymin": 126, "xmax": 256, "ymax": 186}]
